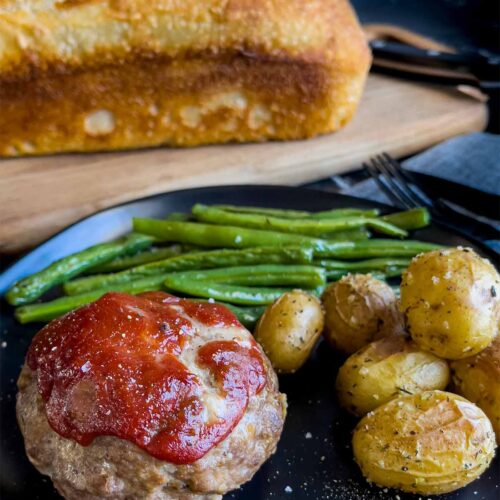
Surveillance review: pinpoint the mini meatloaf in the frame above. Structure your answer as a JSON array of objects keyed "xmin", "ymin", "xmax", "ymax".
[{"xmin": 17, "ymin": 292, "xmax": 286, "ymax": 499}]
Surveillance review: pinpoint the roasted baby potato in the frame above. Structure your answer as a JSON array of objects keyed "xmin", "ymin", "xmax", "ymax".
[
  {"xmin": 352, "ymin": 391, "xmax": 497, "ymax": 495},
  {"xmin": 451, "ymin": 336, "xmax": 500, "ymax": 444},
  {"xmin": 336, "ymin": 335, "xmax": 450, "ymax": 416},
  {"xmin": 322, "ymin": 274, "xmax": 403, "ymax": 354},
  {"xmin": 254, "ymin": 290, "xmax": 324, "ymax": 373},
  {"xmin": 400, "ymin": 247, "xmax": 499, "ymax": 359}
]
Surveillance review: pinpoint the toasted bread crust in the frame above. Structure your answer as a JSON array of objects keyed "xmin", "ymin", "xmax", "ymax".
[{"xmin": 0, "ymin": 0, "xmax": 370, "ymax": 156}]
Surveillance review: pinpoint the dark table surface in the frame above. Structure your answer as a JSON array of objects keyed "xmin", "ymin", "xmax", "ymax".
[{"xmin": 353, "ymin": 0, "xmax": 499, "ymax": 55}]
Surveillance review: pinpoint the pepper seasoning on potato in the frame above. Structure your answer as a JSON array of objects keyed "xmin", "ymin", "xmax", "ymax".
[
  {"xmin": 336, "ymin": 335, "xmax": 450, "ymax": 416},
  {"xmin": 254, "ymin": 290, "xmax": 324, "ymax": 373},
  {"xmin": 352, "ymin": 391, "xmax": 497, "ymax": 495},
  {"xmin": 451, "ymin": 336, "xmax": 500, "ymax": 444},
  {"xmin": 321, "ymin": 274, "xmax": 404, "ymax": 354},
  {"xmin": 400, "ymin": 247, "xmax": 499, "ymax": 359}
]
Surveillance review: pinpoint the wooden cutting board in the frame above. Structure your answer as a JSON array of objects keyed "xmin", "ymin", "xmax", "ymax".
[{"xmin": 0, "ymin": 74, "xmax": 487, "ymax": 253}]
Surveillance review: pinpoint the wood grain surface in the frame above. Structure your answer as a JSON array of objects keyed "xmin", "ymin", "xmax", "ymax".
[{"xmin": 0, "ymin": 74, "xmax": 487, "ymax": 253}]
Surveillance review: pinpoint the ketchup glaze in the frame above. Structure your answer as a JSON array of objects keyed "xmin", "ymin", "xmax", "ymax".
[{"xmin": 27, "ymin": 292, "xmax": 267, "ymax": 464}]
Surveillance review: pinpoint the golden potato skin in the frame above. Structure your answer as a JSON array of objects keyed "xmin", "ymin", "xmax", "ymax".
[
  {"xmin": 451, "ymin": 336, "xmax": 500, "ymax": 444},
  {"xmin": 254, "ymin": 290, "xmax": 324, "ymax": 373},
  {"xmin": 322, "ymin": 274, "xmax": 404, "ymax": 354},
  {"xmin": 400, "ymin": 248, "xmax": 499, "ymax": 360},
  {"xmin": 352, "ymin": 391, "xmax": 497, "ymax": 495},
  {"xmin": 336, "ymin": 336, "xmax": 450, "ymax": 416}
]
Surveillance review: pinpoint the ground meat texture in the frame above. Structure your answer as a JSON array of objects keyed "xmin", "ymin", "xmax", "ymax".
[{"xmin": 17, "ymin": 292, "xmax": 286, "ymax": 499}]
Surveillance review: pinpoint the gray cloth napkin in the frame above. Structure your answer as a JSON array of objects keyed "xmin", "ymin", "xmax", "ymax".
[{"xmin": 342, "ymin": 132, "xmax": 500, "ymax": 204}]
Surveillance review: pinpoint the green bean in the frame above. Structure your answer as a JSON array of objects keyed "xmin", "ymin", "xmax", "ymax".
[
  {"xmin": 14, "ymin": 277, "xmax": 162, "ymax": 324},
  {"xmin": 316, "ymin": 257, "xmax": 411, "ymax": 272},
  {"xmin": 325, "ymin": 267, "xmax": 404, "ymax": 281},
  {"xmin": 87, "ymin": 245, "xmax": 184, "ymax": 273},
  {"xmin": 163, "ymin": 278, "xmax": 292, "ymax": 305},
  {"xmin": 69, "ymin": 262, "xmax": 323, "ymax": 305},
  {"xmin": 213, "ymin": 205, "xmax": 379, "ymax": 219},
  {"xmin": 134, "ymin": 217, "xmax": 327, "ymax": 249},
  {"xmin": 16, "ymin": 285, "xmax": 266, "ymax": 329},
  {"xmin": 133, "ymin": 218, "xmax": 441, "ymax": 259},
  {"xmin": 191, "ymin": 204, "xmax": 407, "ymax": 238},
  {"xmin": 69, "ymin": 264, "xmax": 323, "ymax": 297},
  {"xmin": 64, "ymin": 246, "xmax": 314, "ymax": 296},
  {"xmin": 309, "ymin": 208, "xmax": 380, "ymax": 219},
  {"xmin": 382, "ymin": 208, "xmax": 430, "ymax": 230},
  {"xmin": 382, "ymin": 266, "xmax": 406, "ymax": 278},
  {"xmin": 323, "ymin": 257, "xmax": 408, "ymax": 280},
  {"xmin": 320, "ymin": 239, "xmax": 440, "ymax": 259},
  {"xmin": 324, "ymin": 269, "xmax": 348, "ymax": 281},
  {"xmin": 210, "ymin": 205, "xmax": 424, "ymax": 230},
  {"xmin": 75, "ymin": 275, "xmax": 169, "ymax": 296},
  {"xmin": 321, "ymin": 229, "xmax": 371, "ymax": 241},
  {"xmin": 15, "ymin": 292, "xmax": 105, "ymax": 323},
  {"xmin": 212, "ymin": 205, "xmax": 315, "ymax": 218},
  {"xmin": 166, "ymin": 212, "xmax": 192, "ymax": 221},
  {"xmin": 6, "ymin": 233, "xmax": 154, "ymax": 306},
  {"xmin": 165, "ymin": 265, "xmax": 326, "ymax": 288}
]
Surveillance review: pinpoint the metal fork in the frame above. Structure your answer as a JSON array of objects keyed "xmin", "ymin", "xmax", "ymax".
[{"xmin": 363, "ymin": 153, "xmax": 500, "ymax": 241}]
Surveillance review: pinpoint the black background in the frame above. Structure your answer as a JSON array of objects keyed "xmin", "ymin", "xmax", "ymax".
[{"xmin": 353, "ymin": 0, "xmax": 499, "ymax": 54}]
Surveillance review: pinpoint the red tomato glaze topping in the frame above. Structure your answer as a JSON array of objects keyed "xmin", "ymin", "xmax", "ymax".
[{"xmin": 27, "ymin": 292, "xmax": 267, "ymax": 464}]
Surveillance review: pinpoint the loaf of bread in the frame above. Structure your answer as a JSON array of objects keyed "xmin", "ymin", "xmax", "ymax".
[{"xmin": 0, "ymin": 0, "xmax": 371, "ymax": 156}]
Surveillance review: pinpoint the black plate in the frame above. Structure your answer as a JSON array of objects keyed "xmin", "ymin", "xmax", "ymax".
[{"xmin": 1, "ymin": 185, "xmax": 498, "ymax": 500}]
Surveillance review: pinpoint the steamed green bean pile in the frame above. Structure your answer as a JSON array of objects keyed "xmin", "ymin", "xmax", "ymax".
[{"xmin": 6, "ymin": 204, "xmax": 439, "ymax": 327}]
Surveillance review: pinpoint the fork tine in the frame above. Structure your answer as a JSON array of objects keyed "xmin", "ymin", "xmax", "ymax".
[
  {"xmin": 382, "ymin": 153, "xmax": 416, "ymax": 185},
  {"xmin": 371, "ymin": 156, "xmax": 418, "ymax": 209},
  {"xmin": 381, "ymin": 153, "xmax": 434, "ymax": 208},
  {"xmin": 363, "ymin": 162, "xmax": 408, "ymax": 209}
]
